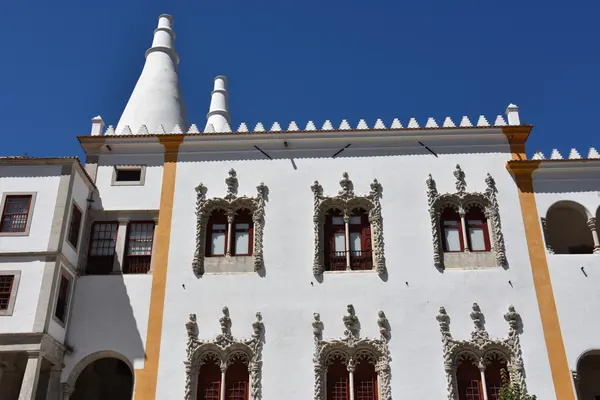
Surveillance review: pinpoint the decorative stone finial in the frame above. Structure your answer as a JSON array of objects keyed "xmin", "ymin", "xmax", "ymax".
[
  {"xmin": 312, "ymin": 312, "xmax": 324, "ymax": 341},
  {"xmin": 436, "ymin": 306, "xmax": 451, "ymax": 337},
  {"xmin": 311, "ymin": 181, "xmax": 323, "ymax": 197},
  {"xmin": 426, "ymin": 174, "xmax": 438, "ymax": 205},
  {"xmin": 91, "ymin": 115, "xmax": 104, "ymax": 136},
  {"xmin": 470, "ymin": 303, "xmax": 485, "ymax": 332},
  {"xmin": 377, "ymin": 310, "xmax": 390, "ymax": 340},
  {"xmin": 453, "ymin": 165, "xmax": 466, "ymax": 193},
  {"xmin": 225, "ymin": 169, "xmax": 238, "ymax": 200},
  {"xmin": 338, "ymin": 172, "xmax": 354, "ymax": 197},
  {"xmin": 252, "ymin": 312, "xmax": 263, "ymax": 338},
  {"xmin": 369, "ymin": 178, "xmax": 382, "ymax": 198},
  {"xmin": 186, "ymin": 313, "xmax": 198, "ymax": 340},
  {"xmin": 220, "ymin": 306, "xmax": 232, "ymax": 337},
  {"xmin": 504, "ymin": 305, "xmax": 519, "ymax": 332},
  {"xmin": 343, "ymin": 304, "xmax": 360, "ymax": 341}
]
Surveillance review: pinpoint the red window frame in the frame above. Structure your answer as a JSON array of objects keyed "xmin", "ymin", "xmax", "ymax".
[
  {"xmin": 465, "ymin": 208, "xmax": 491, "ymax": 252},
  {"xmin": 54, "ymin": 274, "xmax": 70, "ymax": 323},
  {"xmin": 327, "ymin": 358, "xmax": 350, "ymax": 400},
  {"xmin": 484, "ymin": 361, "xmax": 507, "ymax": 400},
  {"xmin": 349, "ymin": 209, "xmax": 373, "ymax": 271},
  {"xmin": 197, "ymin": 362, "xmax": 221, "ymax": 400},
  {"xmin": 0, "ymin": 195, "xmax": 32, "ymax": 233},
  {"xmin": 324, "ymin": 209, "xmax": 347, "ymax": 271},
  {"xmin": 232, "ymin": 209, "xmax": 254, "ymax": 256},
  {"xmin": 124, "ymin": 221, "xmax": 155, "ymax": 274},
  {"xmin": 87, "ymin": 221, "xmax": 118, "ymax": 275},
  {"xmin": 206, "ymin": 210, "xmax": 228, "ymax": 257},
  {"xmin": 354, "ymin": 358, "xmax": 378, "ymax": 400},
  {"xmin": 457, "ymin": 362, "xmax": 484, "ymax": 400},
  {"xmin": 440, "ymin": 208, "xmax": 464, "ymax": 252},
  {"xmin": 0, "ymin": 275, "xmax": 15, "ymax": 311},
  {"xmin": 225, "ymin": 358, "xmax": 249, "ymax": 400},
  {"xmin": 67, "ymin": 204, "xmax": 82, "ymax": 249}
]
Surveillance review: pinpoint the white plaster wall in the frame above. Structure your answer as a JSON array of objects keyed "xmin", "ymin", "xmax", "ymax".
[
  {"xmin": 93, "ymin": 154, "xmax": 164, "ymax": 211},
  {"xmin": 0, "ymin": 166, "xmax": 61, "ymax": 253},
  {"xmin": 62, "ymin": 275, "xmax": 151, "ymax": 381},
  {"xmin": 0, "ymin": 260, "xmax": 43, "ymax": 333},
  {"xmin": 533, "ymin": 180, "xmax": 600, "ymax": 372},
  {"xmin": 154, "ymin": 150, "xmax": 556, "ymax": 399},
  {"xmin": 62, "ymin": 172, "xmax": 92, "ymax": 268}
]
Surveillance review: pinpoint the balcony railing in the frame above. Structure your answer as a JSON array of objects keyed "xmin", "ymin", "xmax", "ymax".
[
  {"xmin": 324, "ymin": 250, "xmax": 373, "ymax": 271},
  {"xmin": 124, "ymin": 255, "xmax": 152, "ymax": 274}
]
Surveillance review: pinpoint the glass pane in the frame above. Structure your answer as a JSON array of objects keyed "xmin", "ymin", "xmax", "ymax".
[
  {"xmin": 332, "ymin": 216, "xmax": 344, "ymax": 225},
  {"xmin": 235, "ymin": 232, "xmax": 249, "ymax": 255},
  {"xmin": 349, "ymin": 216, "xmax": 361, "ymax": 225},
  {"xmin": 211, "ymin": 232, "xmax": 226, "ymax": 255},
  {"xmin": 444, "ymin": 227, "xmax": 461, "ymax": 251},
  {"xmin": 469, "ymin": 227, "xmax": 486, "ymax": 251},
  {"xmin": 334, "ymin": 232, "xmax": 346, "ymax": 251},
  {"xmin": 212, "ymin": 224, "xmax": 226, "ymax": 231},
  {"xmin": 350, "ymin": 232, "xmax": 361, "ymax": 252},
  {"xmin": 468, "ymin": 219, "xmax": 484, "ymax": 226},
  {"xmin": 236, "ymin": 223, "xmax": 250, "ymax": 230}
]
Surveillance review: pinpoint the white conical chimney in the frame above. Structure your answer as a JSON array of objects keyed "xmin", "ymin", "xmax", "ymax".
[
  {"xmin": 204, "ymin": 75, "xmax": 231, "ymax": 133},
  {"xmin": 115, "ymin": 14, "xmax": 188, "ymax": 135}
]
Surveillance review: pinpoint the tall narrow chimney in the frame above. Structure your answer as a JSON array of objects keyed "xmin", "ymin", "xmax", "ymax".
[
  {"xmin": 115, "ymin": 14, "xmax": 188, "ymax": 135},
  {"xmin": 205, "ymin": 76, "xmax": 231, "ymax": 133}
]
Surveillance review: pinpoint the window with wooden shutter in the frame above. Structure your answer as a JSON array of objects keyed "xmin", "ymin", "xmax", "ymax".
[
  {"xmin": 232, "ymin": 209, "xmax": 253, "ymax": 256},
  {"xmin": 87, "ymin": 222, "xmax": 118, "ymax": 275},
  {"xmin": 466, "ymin": 207, "xmax": 491, "ymax": 252},
  {"xmin": 441, "ymin": 208, "xmax": 464, "ymax": 252},
  {"xmin": 354, "ymin": 357, "xmax": 378, "ymax": 400},
  {"xmin": 197, "ymin": 362, "xmax": 221, "ymax": 400},
  {"xmin": 324, "ymin": 209, "xmax": 347, "ymax": 271},
  {"xmin": 457, "ymin": 361, "xmax": 484, "ymax": 400},
  {"xmin": 0, "ymin": 195, "xmax": 32, "ymax": 233},
  {"xmin": 327, "ymin": 358, "xmax": 350, "ymax": 400},
  {"xmin": 349, "ymin": 209, "xmax": 372, "ymax": 270},
  {"xmin": 225, "ymin": 358, "xmax": 249, "ymax": 400}
]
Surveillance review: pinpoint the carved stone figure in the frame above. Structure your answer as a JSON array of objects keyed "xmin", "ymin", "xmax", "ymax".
[
  {"xmin": 311, "ymin": 173, "xmax": 387, "ymax": 275},
  {"xmin": 343, "ymin": 304, "xmax": 360, "ymax": 341},
  {"xmin": 192, "ymin": 169, "xmax": 268, "ymax": 275}
]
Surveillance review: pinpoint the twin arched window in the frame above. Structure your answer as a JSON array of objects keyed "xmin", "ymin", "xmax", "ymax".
[
  {"xmin": 326, "ymin": 357, "xmax": 378, "ymax": 400},
  {"xmin": 440, "ymin": 206, "xmax": 491, "ymax": 253},
  {"xmin": 197, "ymin": 357, "xmax": 249, "ymax": 400},
  {"xmin": 456, "ymin": 357, "xmax": 505, "ymax": 400},
  {"xmin": 206, "ymin": 209, "xmax": 254, "ymax": 257},
  {"xmin": 324, "ymin": 208, "xmax": 372, "ymax": 271}
]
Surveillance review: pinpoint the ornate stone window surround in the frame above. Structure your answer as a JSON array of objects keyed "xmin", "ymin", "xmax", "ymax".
[
  {"xmin": 311, "ymin": 172, "xmax": 386, "ymax": 275},
  {"xmin": 312, "ymin": 305, "xmax": 392, "ymax": 400},
  {"xmin": 185, "ymin": 307, "xmax": 264, "ymax": 400},
  {"xmin": 193, "ymin": 169, "xmax": 268, "ymax": 276},
  {"xmin": 436, "ymin": 303, "xmax": 527, "ymax": 400},
  {"xmin": 426, "ymin": 165, "xmax": 507, "ymax": 269}
]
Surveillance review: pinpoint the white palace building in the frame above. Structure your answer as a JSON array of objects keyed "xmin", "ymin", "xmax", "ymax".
[{"xmin": 1, "ymin": 13, "xmax": 599, "ymax": 400}]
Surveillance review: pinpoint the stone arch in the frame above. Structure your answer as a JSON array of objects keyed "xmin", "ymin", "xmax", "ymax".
[
  {"xmin": 545, "ymin": 200, "xmax": 594, "ymax": 254},
  {"xmin": 67, "ymin": 350, "xmax": 134, "ymax": 400},
  {"xmin": 575, "ymin": 349, "xmax": 600, "ymax": 399}
]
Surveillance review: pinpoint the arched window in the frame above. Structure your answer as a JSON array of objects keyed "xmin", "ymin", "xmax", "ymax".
[
  {"xmin": 327, "ymin": 358, "xmax": 350, "ymax": 400},
  {"xmin": 354, "ymin": 358, "xmax": 378, "ymax": 400},
  {"xmin": 465, "ymin": 207, "xmax": 491, "ymax": 252},
  {"xmin": 324, "ymin": 209, "xmax": 347, "ymax": 271},
  {"xmin": 485, "ymin": 359, "xmax": 506, "ymax": 400},
  {"xmin": 206, "ymin": 210, "xmax": 228, "ymax": 257},
  {"xmin": 441, "ymin": 208, "xmax": 463, "ymax": 252},
  {"xmin": 457, "ymin": 360, "xmax": 483, "ymax": 400},
  {"xmin": 197, "ymin": 361, "xmax": 221, "ymax": 400},
  {"xmin": 232, "ymin": 209, "xmax": 253, "ymax": 256},
  {"xmin": 349, "ymin": 209, "xmax": 373, "ymax": 270},
  {"xmin": 225, "ymin": 357, "xmax": 249, "ymax": 400},
  {"xmin": 545, "ymin": 201, "xmax": 595, "ymax": 254}
]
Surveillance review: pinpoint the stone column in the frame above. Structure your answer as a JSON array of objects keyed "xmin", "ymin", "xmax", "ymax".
[
  {"xmin": 45, "ymin": 364, "xmax": 63, "ymax": 400},
  {"xmin": 572, "ymin": 370, "xmax": 582, "ymax": 400},
  {"xmin": 114, "ymin": 218, "xmax": 129, "ymax": 273},
  {"xmin": 344, "ymin": 216, "xmax": 351, "ymax": 269},
  {"xmin": 18, "ymin": 352, "xmax": 43, "ymax": 400},
  {"xmin": 478, "ymin": 362, "xmax": 489, "ymax": 400},
  {"xmin": 62, "ymin": 383, "xmax": 75, "ymax": 400},
  {"xmin": 149, "ymin": 216, "xmax": 160, "ymax": 273},
  {"xmin": 459, "ymin": 208, "xmax": 469, "ymax": 252},
  {"xmin": 226, "ymin": 213, "xmax": 234, "ymax": 257},
  {"xmin": 587, "ymin": 218, "xmax": 600, "ymax": 254},
  {"xmin": 220, "ymin": 363, "xmax": 227, "ymax": 400},
  {"xmin": 347, "ymin": 360, "xmax": 356, "ymax": 400}
]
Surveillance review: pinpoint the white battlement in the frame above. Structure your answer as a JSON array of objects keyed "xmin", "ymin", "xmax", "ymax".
[{"xmin": 532, "ymin": 147, "xmax": 600, "ymax": 160}]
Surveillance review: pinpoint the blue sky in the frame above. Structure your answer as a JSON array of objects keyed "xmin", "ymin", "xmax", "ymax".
[{"xmin": 1, "ymin": 1, "xmax": 597, "ymax": 159}]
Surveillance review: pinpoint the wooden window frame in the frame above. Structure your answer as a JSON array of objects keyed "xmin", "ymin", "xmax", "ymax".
[
  {"xmin": 440, "ymin": 208, "xmax": 464, "ymax": 252},
  {"xmin": 349, "ymin": 209, "xmax": 373, "ymax": 271},
  {"xmin": 123, "ymin": 221, "xmax": 155, "ymax": 274},
  {"xmin": 232, "ymin": 210, "xmax": 254, "ymax": 256},
  {"xmin": 0, "ymin": 271, "xmax": 21, "ymax": 316},
  {"xmin": 324, "ymin": 209, "xmax": 348, "ymax": 271},
  {"xmin": 327, "ymin": 359, "xmax": 350, "ymax": 400},
  {"xmin": 206, "ymin": 210, "xmax": 228, "ymax": 257},
  {"xmin": 0, "ymin": 193, "xmax": 35, "ymax": 236},
  {"xmin": 197, "ymin": 362, "xmax": 221, "ymax": 400},
  {"xmin": 86, "ymin": 221, "xmax": 119, "ymax": 275},
  {"xmin": 53, "ymin": 270, "xmax": 72, "ymax": 326},
  {"xmin": 67, "ymin": 202, "xmax": 83, "ymax": 250},
  {"xmin": 225, "ymin": 358, "xmax": 250, "ymax": 400},
  {"xmin": 465, "ymin": 208, "xmax": 491, "ymax": 252}
]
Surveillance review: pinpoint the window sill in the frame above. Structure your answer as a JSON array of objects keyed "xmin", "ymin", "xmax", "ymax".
[
  {"xmin": 0, "ymin": 231, "xmax": 30, "ymax": 237},
  {"xmin": 110, "ymin": 181, "xmax": 144, "ymax": 187},
  {"xmin": 324, "ymin": 269, "xmax": 377, "ymax": 274},
  {"xmin": 443, "ymin": 251, "xmax": 497, "ymax": 269}
]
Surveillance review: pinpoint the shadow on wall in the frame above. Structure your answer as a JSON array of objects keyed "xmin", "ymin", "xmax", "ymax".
[{"xmin": 64, "ymin": 268, "xmax": 147, "ymax": 393}]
